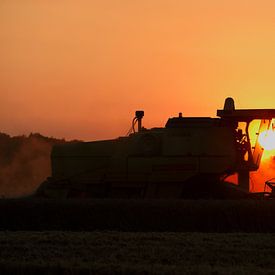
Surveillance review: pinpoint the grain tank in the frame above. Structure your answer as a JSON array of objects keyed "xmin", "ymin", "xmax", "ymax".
[{"xmin": 36, "ymin": 98, "xmax": 275, "ymax": 198}]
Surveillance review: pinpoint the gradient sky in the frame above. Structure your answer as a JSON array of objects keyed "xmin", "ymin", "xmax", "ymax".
[{"xmin": 1, "ymin": 0, "xmax": 275, "ymax": 140}]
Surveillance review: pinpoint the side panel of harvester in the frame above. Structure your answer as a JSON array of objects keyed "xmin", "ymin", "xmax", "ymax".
[
  {"xmin": 48, "ymin": 140, "xmax": 115, "ymax": 197},
  {"xmin": 162, "ymin": 126, "xmax": 236, "ymax": 174},
  {"xmin": 46, "ymin": 121, "xmax": 237, "ymax": 198},
  {"xmin": 127, "ymin": 123, "xmax": 236, "ymax": 198},
  {"xmin": 51, "ymin": 140, "xmax": 115, "ymax": 180}
]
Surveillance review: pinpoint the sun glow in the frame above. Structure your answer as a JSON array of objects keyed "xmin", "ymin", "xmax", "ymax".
[{"xmin": 258, "ymin": 129, "xmax": 275, "ymax": 150}]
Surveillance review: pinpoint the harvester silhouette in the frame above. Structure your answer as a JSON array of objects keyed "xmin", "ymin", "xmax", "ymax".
[{"xmin": 36, "ymin": 98, "xmax": 275, "ymax": 199}]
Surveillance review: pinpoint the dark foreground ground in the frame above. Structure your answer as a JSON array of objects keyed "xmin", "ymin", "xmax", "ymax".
[
  {"xmin": 0, "ymin": 232, "xmax": 275, "ymax": 274},
  {"xmin": 1, "ymin": 199, "xmax": 275, "ymax": 274},
  {"xmin": 1, "ymin": 198, "xmax": 275, "ymax": 232}
]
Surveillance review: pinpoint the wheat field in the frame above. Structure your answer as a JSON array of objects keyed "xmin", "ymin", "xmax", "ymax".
[{"xmin": 0, "ymin": 231, "xmax": 274, "ymax": 274}]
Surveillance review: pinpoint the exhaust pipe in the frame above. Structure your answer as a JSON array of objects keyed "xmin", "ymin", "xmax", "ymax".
[{"xmin": 135, "ymin": 111, "xmax": 144, "ymax": 132}]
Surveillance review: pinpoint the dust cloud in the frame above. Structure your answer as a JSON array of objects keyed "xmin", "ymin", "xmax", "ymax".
[{"xmin": 0, "ymin": 133, "xmax": 66, "ymax": 198}]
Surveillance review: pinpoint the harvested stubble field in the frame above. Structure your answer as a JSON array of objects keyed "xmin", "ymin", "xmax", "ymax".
[
  {"xmin": 0, "ymin": 198, "xmax": 275, "ymax": 232},
  {"xmin": 0, "ymin": 231, "xmax": 275, "ymax": 274}
]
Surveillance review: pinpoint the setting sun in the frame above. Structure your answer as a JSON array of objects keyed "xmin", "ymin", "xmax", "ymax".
[{"xmin": 258, "ymin": 129, "xmax": 275, "ymax": 150}]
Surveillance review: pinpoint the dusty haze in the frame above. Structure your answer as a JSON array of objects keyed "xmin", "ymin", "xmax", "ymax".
[{"xmin": 0, "ymin": 133, "xmax": 67, "ymax": 197}]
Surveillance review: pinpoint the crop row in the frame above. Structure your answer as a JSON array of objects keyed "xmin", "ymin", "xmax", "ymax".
[{"xmin": 0, "ymin": 232, "xmax": 275, "ymax": 274}]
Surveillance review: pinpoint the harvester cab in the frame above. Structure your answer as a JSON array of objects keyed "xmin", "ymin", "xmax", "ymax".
[{"xmin": 217, "ymin": 98, "xmax": 275, "ymax": 194}]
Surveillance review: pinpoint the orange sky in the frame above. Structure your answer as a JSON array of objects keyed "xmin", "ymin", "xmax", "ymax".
[{"xmin": 1, "ymin": 0, "xmax": 275, "ymax": 140}]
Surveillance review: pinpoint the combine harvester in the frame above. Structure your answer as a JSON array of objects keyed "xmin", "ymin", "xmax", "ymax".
[{"xmin": 36, "ymin": 98, "xmax": 275, "ymax": 199}]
